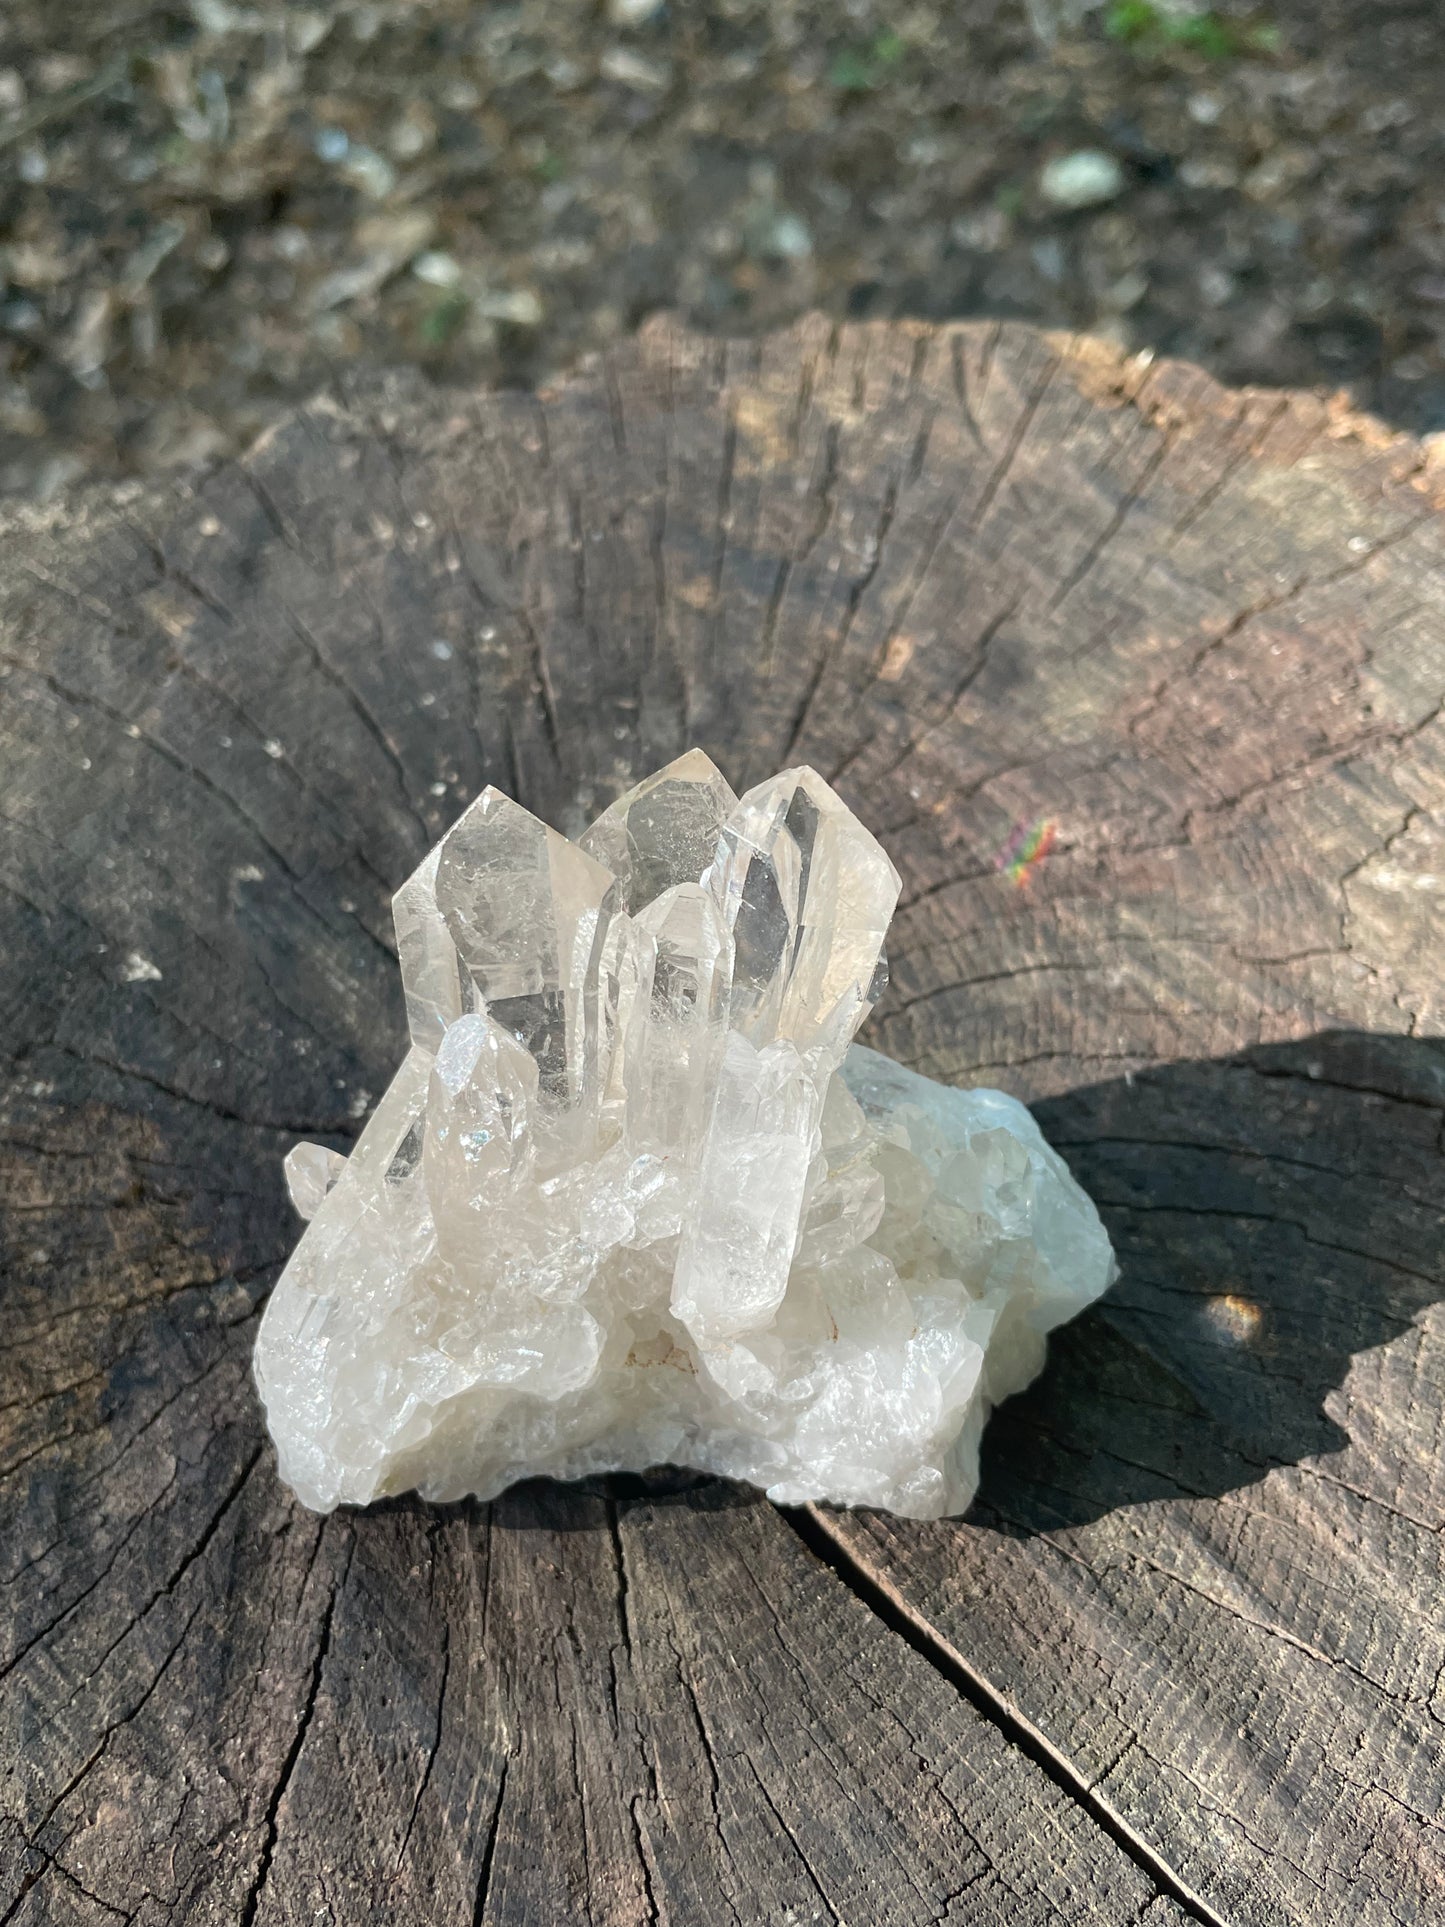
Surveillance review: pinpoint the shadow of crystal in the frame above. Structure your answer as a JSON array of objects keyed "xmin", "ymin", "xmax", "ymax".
[{"xmin": 965, "ymin": 1027, "xmax": 1445, "ymax": 1534}]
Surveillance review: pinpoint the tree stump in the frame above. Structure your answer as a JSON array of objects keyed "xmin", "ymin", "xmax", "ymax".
[{"xmin": 2, "ymin": 316, "xmax": 1443, "ymax": 1927}]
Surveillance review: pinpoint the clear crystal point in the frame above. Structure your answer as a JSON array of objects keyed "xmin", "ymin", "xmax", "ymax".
[
  {"xmin": 671, "ymin": 1031, "xmax": 821, "ymax": 1346},
  {"xmin": 437, "ymin": 786, "xmax": 617, "ymax": 1107},
  {"xmin": 705, "ymin": 765, "xmax": 901, "ymax": 1051},
  {"xmin": 424, "ymin": 1011, "xmax": 540, "ymax": 1228},
  {"xmin": 284, "ymin": 1141, "xmax": 347, "ymax": 1221},
  {"xmin": 392, "ymin": 843, "xmax": 466, "ymax": 1052},
  {"xmin": 623, "ymin": 882, "xmax": 733, "ymax": 1164},
  {"xmin": 580, "ymin": 748, "xmax": 738, "ymax": 913},
  {"xmin": 254, "ymin": 762, "xmax": 1115, "ymax": 1519}
]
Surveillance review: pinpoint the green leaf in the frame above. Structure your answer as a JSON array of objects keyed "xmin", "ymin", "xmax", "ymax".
[
  {"xmin": 1173, "ymin": 14, "xmax": 1236, "ymax": 56},
  {"xmin": 1104, "ymin": 0, "xmax": 1160, "ymax": 40},
  {"xmin": 828, "ymin": 49, "xmax": 877, "ymax": 91},
  {"xmin": 420, "ymin": 291, "xmax": 468, "ymax": 347},
  {"xmin": 1105, "ymin": 3, "xmax": 1280, "ymax": 59}
]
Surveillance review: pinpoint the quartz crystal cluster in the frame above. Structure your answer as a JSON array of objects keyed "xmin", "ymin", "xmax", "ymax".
[{"xmin": 254, "ymin": 754, "xmax": 1115, "ymax": 1519}]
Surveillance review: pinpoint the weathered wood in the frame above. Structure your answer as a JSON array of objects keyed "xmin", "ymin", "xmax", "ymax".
[{"xmin": 1, "ymin": 315, "xmax": 1442, "ymax": 1926}]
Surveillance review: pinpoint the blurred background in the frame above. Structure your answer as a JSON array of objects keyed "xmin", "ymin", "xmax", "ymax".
[{"xmin": 1, "ymin": 0, "xmax": 1441, "ymax": 502}]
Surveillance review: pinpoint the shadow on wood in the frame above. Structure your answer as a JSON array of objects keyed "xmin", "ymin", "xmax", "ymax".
[{"xmin": 988, "ymin": 1028, "xmax": 1445, "ymax": 1531}]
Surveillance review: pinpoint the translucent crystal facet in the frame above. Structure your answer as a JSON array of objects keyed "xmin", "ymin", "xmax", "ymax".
[
  {"xmin": 579, "ymin": 746, "xmax": 737, "ymax": 913},
  {"xmin": 255, "ymin": 753, "xmax": 1116, "ymax": 1519},
  {"xmin": 706, "ymin": 765, "xmax": 899, "ymax": 1052},
  {"xmin": 623, "ymin": 883, "xmax": 733, "ymax": 1164}
]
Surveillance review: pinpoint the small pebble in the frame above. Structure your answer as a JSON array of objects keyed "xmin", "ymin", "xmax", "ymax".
[
  {"xmin": 1103, "ymin": 269, "xmax": 1149, "ymax": 312},
  {"xmin": 413, "ymin": 251, "xmax": 462, "ymax": 288},
  {"xmin": 288, "ymin": 10, "xmax": 332, "ymax": 55},
  {"xmin": 341, "ymin": 146, "xmax": 396, "ymax": 199},
  {"xmin": 388, "ymin": 114, "xmax": 432, "ymax": 161},
  {"xmin": 766, "ymin": 212, "xmax": 813, "ymax": 261},
  {"xmin": 1031, "ymin": 236, "xmax": 1066, "ymax": 284},
  {"xmin": 1198, "ymin": 265, "xmax": 1236, "ymax": 307},
  {"xmin": 1039, "ymin": 150, "xmax": 1124, "ymax": 211},
  {"xmin": 474, "ymin": 288, "xmax": 543, "ymax": 327},
  {"xmin": 600, "ymin": 47, "xmax": 669, "ymax": 91}
]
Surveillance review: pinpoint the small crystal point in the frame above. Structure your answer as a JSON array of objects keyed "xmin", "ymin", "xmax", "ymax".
[
  {"xmin": 433, "ymin": 787, "xmax": 618, "ymax": 1107},
  {"xmin": 672, "ymin": 1032, "xmax": 821, "ymax": 1346},
  {"xmin": 284, "ymin": 1141, "xmax": 347, "ymax": 1220},
  {"xmin": 623, "ymin": 882, "xmax": 733, "ymax": 1163},
  {"xmin": 255, "ymin": 762, "xmax": 1116, "ymax": 1520},
  {"xmin": 580, "ymin": 749, "xmax": 738, "ymax": 912},
  {"xmin": 424, "ymin": 1011, "xmax": 540, "ymax": 1228},
  {"xmin": 706, "ymin": 765, "xmax": 901, "ymax": 1050},
  {"xmin": 392, "ymin": 844, "xmax": 464, "ymax": 1052}
]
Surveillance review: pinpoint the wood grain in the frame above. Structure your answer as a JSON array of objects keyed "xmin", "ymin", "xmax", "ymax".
[{"xmin": 1, "ymin": 316, "xmax": 1441, "ymax": 1924}]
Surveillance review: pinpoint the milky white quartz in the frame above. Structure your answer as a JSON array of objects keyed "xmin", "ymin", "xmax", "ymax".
[{"xmin": 254, "ymin": 754, "xmax": 1115, "ymax": 1519}]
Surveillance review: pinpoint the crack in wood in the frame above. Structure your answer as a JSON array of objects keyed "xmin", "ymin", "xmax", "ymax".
[
  {"xmin": 470, "ymin": 1755, "xmax": 510, "ymax": 1927},
  {"xmin": 781, "ymin": 1505, "xmax": 1229, "ymax": 1927},
  {"xmin": 239, "ymin": 1526, "xmax": 354, "ymax": 1927}
]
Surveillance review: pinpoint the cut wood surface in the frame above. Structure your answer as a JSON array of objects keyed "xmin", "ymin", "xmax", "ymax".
[{"xmin": 1, "ymin": 315, "xmax": 1443, "ymax": 1927}]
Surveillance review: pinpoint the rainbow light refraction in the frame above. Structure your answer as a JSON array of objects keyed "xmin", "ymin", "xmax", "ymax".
[{"xmin": 996, "ymin": 816, "xmax": 1057, "ymax": 887}]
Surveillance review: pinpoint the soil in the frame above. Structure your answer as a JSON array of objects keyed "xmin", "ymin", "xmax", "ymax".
[{"xmin": 1, "ymin": 0, "xmax": 1442, "ymax": 502}]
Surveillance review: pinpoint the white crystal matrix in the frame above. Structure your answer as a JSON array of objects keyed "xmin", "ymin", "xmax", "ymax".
[{"xmin": 255, "ymin": 755, "xmax": 1115, "ymax": 1519}]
